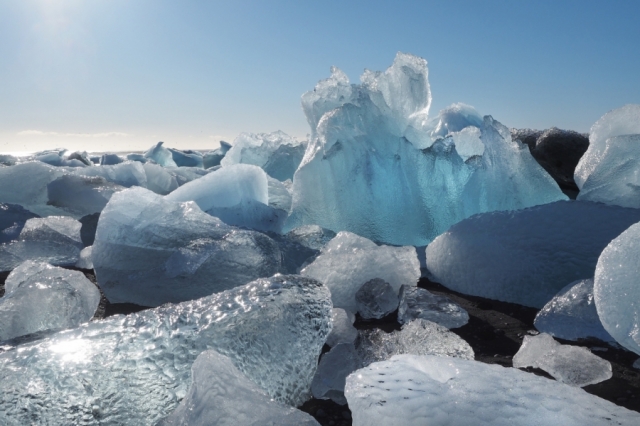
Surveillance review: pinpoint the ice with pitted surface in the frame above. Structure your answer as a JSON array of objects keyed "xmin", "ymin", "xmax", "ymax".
[
  {"xmin": 513, "ymin": 333, "xmax": 612, "ymax": 387},
  {"xmin": 397, "ymin": 285, "xmax": 468, "ymax": 328},
  {"xmin": 595, "ymin": 221, "xmax": 640, "ymax": 355},
  {"xmin": 534, "ymin": 279, "xmax": 614, "ymax": 342},
  {"xmin": 345, "ymin": 354, "xmax": 640, "ymax": 426},
  {"xmin": 0, "ymin": 274, "xmax": 331, "ymax": 425},
  {"xmin": 301, "ymin": 231, "xmax": 419, "ymax": 312},
  {"xmin": 0, "ymin": 261, "xmax": 100, "ymax": 341},
  {"xmin": 311, "ymin": 343, "xmax": 361, "ymax": 405},
  {"xmin": 93, "ymin": 186, "xmax": 281, "ymax": 306},
  {"xmin": 426, "ymin": 200, "xmax": 640, "ymax": 308},
  {"xmin": 47, "ymin": 174, "xmax": 125, "ymax": 217},
  {"xmin": 325, "ymin": 308, "xmax": 357, "ymax": 348},
  {"xmin": 355, "ymin": 278, "xmax": 398, "ymax": 319},
  {"xmin": 158, "ymin": 350, "xmax": 320, "ymax": 426}
]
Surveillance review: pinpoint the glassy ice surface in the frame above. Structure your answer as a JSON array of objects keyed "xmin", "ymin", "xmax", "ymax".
[
  {"xmin": 397, "ymin": 285, "xmax": 468, "ymax": 328},
  {"xmin": 159, "ymin": 350, "xmax": 320, "ymax": 426},
  {"xmin": 0, "ymin": 162, "xmax": 65, "ymax": 216},
  {"xmin": 513, "ymin": 333, "xmax": 612, "ymax": 387},
  {"xmin": 534, "ymin": 279, "xmax": 614, "ymax": 342},
  {"xmin": 144, "ymin": 141, "xmax": 178, "ymax": 167},
  {"xmin": 575, "ymin": 104, "xmax": 640, "ymax": 189},
  {"xmin": 578, "ymin": 135, "xmax": 640, "ymax": 208},
  {"xmin": 427, "ymin": 200, "xmax": 640, "ymax": 308},
  {"xmin": 287, "ymin": 52, "xmax": 565, "ymax": 246},
  {"xmin": 93, "ymin": 187, "xmax": 281, "ymax": 306},
  {"xmin": 0, "ymin": 274, "xmax": 332, "ymax": 425},
  {"xmin": 311, "ymin": 343, "xmax": 361, "ymax": 405},
  {"xmin": 0, "ymin": 261, "xmax": 100, "ymax": 341},
  {"xmin": 325, "ymin": 308, "xmax": 357, "ymax": 348},
  {"xmin": 221, "ymin": 131, "xmax": 306, "ymax": 181},
  {"xmin": 595, "ymin": 221, "xmax": 640, "ymax": 355},
  {"xmin": 168, "ymin": 148, "xmax": 203, "ymax": 168},
  {"xmin": 143, "ymin": 163, "xmax": 179, "ymax": 195},
  {"xmin": 357, "ymin": 319, "xmax": 474, "ymax": 366},
  {"xmin": 301, "ymin": 231, "xmax": 419, "ymax": 312},
  {"xmin": 0, "ymin": 203, "xmax": 39, "ymax": 244},
  {"xmin": 345, "ymin": 354, "xmax": 640, "ymax": 426},
  {"xmin": 47, "ymin": 174, "xmax": 125, "ymax": 217},
  {"xmin": 73, "ymin": 161, "xmax": 147, "ymax": 188},
  {"xmin": 203, "ymin": 141, "xmax": 231, "ymax": 169},
  {"xmin": 75, "ymin": 246, "xmax": 93, "ymax": 269},
  {"xmin": 355, "ymin": 278, "xmax": 398, "ymax": 319}
]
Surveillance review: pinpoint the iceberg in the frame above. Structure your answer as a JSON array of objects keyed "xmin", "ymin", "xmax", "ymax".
[
  {"xmin": 397, "ymin": 285, "xmax": 468, "ymax": 328},
  {"xmin": 301, "ymin": 231, "xmax": 419, "ymax": 312},
  {"xmin": 355, "ymin": 278, "xmax": 398, "ymax": 319},
  {"xmin": 426, "ymin": 200, "xmax": 640, "ymax": 308},
  {"xmin": 0, "ymin": 274, "xmax": 331, "ymax": 425},
  {"xmin": 202, "ymin": 141, "xmax": 231, "ymax": 169},
  {"xmin": 345, "ymin": 354, "xmax": 640, "ymax": 426},
  {"xmin": 93, "ymin": 186, "xmax": 281, "ymax": 306}
]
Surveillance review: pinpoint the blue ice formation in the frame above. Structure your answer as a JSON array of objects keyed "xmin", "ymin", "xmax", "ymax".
[
  {"xmin": 47, "ymin": 174, "xmax": 125, "ymax": 217},
  {"xmin": 142, "ymin": 163, "xmax": 180, "ymax": 195},
  {"xmin": 0, "ymin": 203, "xmax": 39, "ymax": 244},
  {"xmin": 144, "ymin": 141, "xmax": 178, "ymax": 167},
  {"xmin": 221, "ymin": 131, "xmax": 306, "ymax": 181},
  {"xmin": 286, "ymin": 52, "xmax": 566, "ymax": 246},
  {"xmin": 73, "ymin": 161, "xmax": 147, "ymax": 188},
  {"xmin": 203, "ymin": 141, "xmax": 232, "ymax": 169},
  {"xmin": 426, "ymin": 200, "xmax": 640, "ymax": 308},
  {"xmin": 93, "ymin": 186, "xmax": 281, "ymax": 306},
  {"xmin": 0, "ymin": 274, "xmax": 331, "ymax": 425},
  {"xmin": 0, "ymin": 162, "xmax": 65, "ymax": 216},
  {"xmin": 168, "ymin": 148, "xmax": 204, "ymax": 168},
  {"xmin": 99, "ymin": 154, "xmax": 124, "ymax": 165}
]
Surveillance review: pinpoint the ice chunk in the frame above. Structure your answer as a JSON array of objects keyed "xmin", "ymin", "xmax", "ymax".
[
  {"xmin": 355, "ymin": 278, "xmax": 398, "ymax": 319},
  {"xmin": 0, "ymin": 203, "xmax": 39, "ymax": 244},
  {"xmin": 47, "ymin": 174, "xmax": 125, "ymax": 217},
  {"xmin": 594, "ymin": 221, "xmax": 640, "ymax": 355},
  {"xmin": 75, "ymin": 246, "xmax": 93, "ymax": 269},
  {"xmin": 73, "ymin": 161, "xmax": 147, "ymax": 188},
  {"xmin": 125, "ymin": 153, "xmax": 148, "ymax": 163},
  {"xmin": 202, "ymin": 141, "xmax": 231, "ymax": 169},
  {"xmin": 513, "ymin": 333, "xmax": 612, "ymax": 387},
  {"xmin": 0, "ymin": 274, "xmax": 331, "ymax": 424},
  {"xmin": 99, "ymin": 154, "xmax": 123, "ymax": 165},
  {"xmin": 397, "ymin": 285, "xmax": 468, "ymax": 328},
  {"xmin": 0, "ymin": 162, "xmax": 64, "ymax": 215},
  {"xmin": 168, "ymin": 148, "xmax": 203, "ymax": 168},
  {"xmin": 67, "ymin": 151, "xmax": 92, "ymax": 166},
  {"xmin": 326, "ymin": 308, "xmax": 357, "ymax": 347},
  {"xmin": 0, "ymin": 261, "xmax": 99, "ymax": 341},
  {"xmin": 159, "ymin": 350, "xmax": 320, "ymax": 426},
  {"xmin": 301, "ymin": 231, "xmax": 419, "ymax": 312},
  {"xmin": 575, "ymin": 104, "xmax": 640, "ymax": 188},
  {"xmin": 427, "ymin": 200, "xmax": 640, "ymax": 308},
  {"xmin": 578, "ymin": 135, "xmax": 640, "ymax": 208},
  {"xmin": 534, "ymin": 279, "xmax": 614, "ymax": 342},
  {"xmin": 93, "ymin": 187, "xmax": 281, "ymax": 306},
  {"xmin": 345, "ymin": 354, "xmax": 640, "ymax": 426},
  {"xmin": 144, "ymin": 141, "xmax": 177, "ymax": 167},
  {"xmin": 288, "ymin": 53, "xmax": 566, "ymax": 246},
  {"xmin": 143, "ymin": 162, "xmax": 179, "ymax": 195},
  {"xmin": 311, "ymin": 343, "xmax": 361, "ymax": 405},
  {"xmin": 164, "ymin": 166, "xmax": 209, "ymax": 186},
  {"xmin": 0, "ymin": 154, "xmax": 17, "ymax": 166},
  {"xmin": 221, "ymin": 131, "xmax": 305, "ymax": 181}
]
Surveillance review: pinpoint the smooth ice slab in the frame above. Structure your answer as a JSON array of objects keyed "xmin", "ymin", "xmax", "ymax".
[
  {"xmin": 0, "ymin": 261, "xmax": 100, "ymax": 341},
  {"xmin": 144, "ymin": 141, "xmax": 177, "ymax": 167},
  {"xmin": 325, "ymin": 308, "xmax": 357, "ymax": 347},
  {"xmin": 301, "ymin": 231, "xmax": 419, "ymax": 312},
  {"xmin": 168, "ymin": 148, "xmax": 203, "ymax": 168},
  {"xmin": 595, "ymin": 221, "xmax": 640, "ymax": 355},
  {"xmin": 47, "ymin": 174, "xmax": 125, "ymax": 217},
  {"xmin": 345, "ymin": 354, "xmax": 640, "ymax": 426},
  {"xmin": 355, "ymin": 278, "xmax": 398, "ymax": 319},
  {"xmin": 427, "ymin": 200, "xmax": 640, "ymax": 308},
  {"xmin": 93, "ymin": 187, "xmax": 281, "ymax": 306},
  {"xmin": 311, "ymin": 343, "xmax": 360, "ymax": 405},
  {"xmin": 534, "ymin": 279, "xmax": 614, "ymax": 342},
  {"xmin": 159, "ymin": 350, "xmax": 319, "ymax": 426},
  {"xmin": 0, "ymin": 274, "xmax": 331, "ymax": 425},
  {"xmin": 513, "ymin": 333, "xmax": 612, "ymax": 387},
  {"xmin": 397, "ymin": 285, "xmax": 468, "ymax": 328}
]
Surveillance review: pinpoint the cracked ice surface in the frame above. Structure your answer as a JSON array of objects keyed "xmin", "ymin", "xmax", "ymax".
[
  {"xmin": 397, "ymin": 285, "xmax": 468, "ymax": 328},
  {"xmin": 301, "ymin": 231, "xmax": 419, "ymax": 312},
  {"xmin": 345, "ymin": 354, "xmax": 640, "ymax": 426},
  {"xmin": 513, "ymin": 333, "xmax": 612, "ymax": 387},
  {"xmin": 0, "ymin": 274, "xmax": 332, "ymax": 425},
  {"xmin": 93, "ymin": 186, "xmax": 281, "ymax": 306}
]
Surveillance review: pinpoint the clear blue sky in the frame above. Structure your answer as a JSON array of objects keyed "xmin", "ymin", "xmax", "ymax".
[{"xmin": 1, "ymin": 0, "xmax": 639, "ymax": 153}]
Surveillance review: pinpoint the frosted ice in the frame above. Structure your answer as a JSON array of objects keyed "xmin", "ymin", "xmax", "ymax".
[
  {"xmin": 534, "ymin": 279, "xmax": 614, "ymax": 342},
  {"xmin": 397, "ymin": 285, "xmax": 469, "ymax": 328},
  {"xmin": 159, "ymin": 350, "xmax": 319, "ymax": 426},
  {"xmin": 93, "ymin": 186, "xmax": 281, "ymax": 306},
  {"xmin": 75, "ymin": 246, "xmax": 93, "ymax": 269},
  {"xmin": 311, "ymin": 343, "xmax": 361, "ymax": 405},
  {"xmin": 427, "ymin": 200, "xmax": 640, "ymax": 308},
  {"xmin": 143, "ymin": 162, "xmax": 179, "ymax": 195},
  {"xmin": 575, "ymin": 104, "xmax": 640, "ymax": 188},
  {"xmin": 168, "ymin": 148, "xmax": 203, "ymax": 168},
  {"xmin": 0, "ymin": 274, "xmax": 331, "ymax": 425},
  {"xmin": 203, "ymin": 141, "xmax": 231, "ymax": 169},
  {"xmin": 594, "ymin": 221, "xmax": 640, "ymax": 355},
  {"xmin": 357, "ymin": 319, "xmax": 474, "ymax": 366},
  {"xmin": 47, "ymin": 174, "xmax": 125, "ymax": 217},
  {"xmin": 287, "ymin": 53, "xmax": 566, "ymax": 246},
  {"xmin": 144, "ymin": 141, "xmax": 178, "ymax": 167},
  {"xmin": 0, "ymin": 261, "xmax": 100, "ymax": 341},
  {"xmin": 325, "ymin": 308, "xmax": 357, "ymax": 347},
  {"xmin": 301, "ymin": 231, "xmax": 419, "ymax": 312},
  {"xmin": 221, "ymin": 131, "xmax": 306, "ymax": 181},
  {"xmin": 513, "ymin": 333, "xmax": 612, "ymax": 387},
  {"xmin": 345, "ymin": 354, "xmax": 640, "ymax": 426},
  {"xmin": 355, "ymin": 278, "xmax": 398, "ymax": 319},
  {"xmin": 0, "ymin": 203, "xmax": 39, "ymax": 244}
]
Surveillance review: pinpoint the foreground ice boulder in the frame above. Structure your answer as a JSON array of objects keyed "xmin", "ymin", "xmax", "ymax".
[
  {"xmin": 93, "ymin": 187, "xmax": 281, "ymax": 306},
  {"xmin": 0, "ymin": 261, "xmax": 100, "ymax": 341},
  {"xmin": 595, "ymin": 221, "xmax": 640, "ymax": 355},
  {"xmin": 159, "ymin": 350, "xmax": 319, "ymax": 426},
  {"xmin": 345, "ymin": 354, "xmax": 640, "ymax": 426},
  {"xmin": 0, "ymin": 274, "xmax": 331, "ymax": 425},
  {"xmin": 287, "ymin": 52, "xmax": 566, "ymax": 246},
  {"xmin": 426, "ymin": 200, "xmax": 640, "ymax": 308},
  {"xmin": 301, "ymin": 231, "xmax": 419, "ymax": 312}
]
